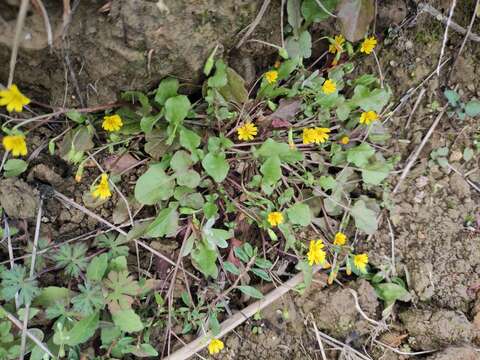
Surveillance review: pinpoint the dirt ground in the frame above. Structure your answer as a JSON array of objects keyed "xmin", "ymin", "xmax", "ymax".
[{"xmin": 208, "ymin": 2, "xmax": 480, "ymax": 359}]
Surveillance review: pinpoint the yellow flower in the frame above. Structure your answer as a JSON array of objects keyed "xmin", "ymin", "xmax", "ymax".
[
  {"xmin": 353, "ymin": 253, "xmax": 369, "ymax": 272},
  {"xmin": 2, "ymin": 135, "xmax": 27, "ymax": 157},
  {"xmin": 92, "ymin": 173, "xmax": 112, "ymax": 199},
  {"xmin": 102, "ymin": 114, "xmax": 123, "ymax": 132},
  {"xmin": 267, "ymin": 211, "xmax": 284, "ymax": 227},
  {"xmin": 0, "ymin": 84, "xmax": 30, "ymax": 113},
  {"xmin": 302, "ymin": 127, "xmax": 330, "ymax": 145},
  {"xmin": 340, "ymin": 136, "xmax": 350, "ymax": 145},
  {"xmin": 359, "ymin": 111, "xmax": 379, "ymax": 125},
  {"xmin": 307, "ymin": 240, "xmax": 326, "ymax": 266},
  {"xmin": 360, "ymin": 36, "xmax": 377, "ymax": 54},
  {"xmin": 333, "ymin": 232, "xmax": 347, "ymax": 246},
  {"xmin": 265, "ymin": 70, "xmax": 278, "ymax": 84},
  {"xmin": 208, "ymin": 338, "xmax": 224, "ymax": 355},
  {"xmin": 329, "ymin": 34, "xmax": 345, "ymax": 54},
  {"xmin": 237, "ymin": 122, "xmax": 258, "ymax": 141},
  {"xmin": 322, "ymin": 79, "xmax": 336, "ymax": 95}
]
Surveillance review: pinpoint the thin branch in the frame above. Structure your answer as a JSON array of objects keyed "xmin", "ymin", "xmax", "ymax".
[
  {"xmin": 237, "ymin": 0, "xmax": 271, "ymax": 48},
  {"xmin": 164, "ymin": 264, "xmax": 325, "ymax": 360},
  {"xmin": 8, "ymin": 0, "xmax": 30, "ymax": 86},
  {"xmin": 1, "ymin": 306, "xmax": 53, "ymax": 357},
  {"xmin": 436, "ymin": 0, "xmax": 457, "ymax": 76},
  {"xmin": 393, "ymin": 106, "xmax": 447, "ymax": 194},
  {"xmin": 19, "ymin": 199, "xmax": 43, "ymax": 359}
]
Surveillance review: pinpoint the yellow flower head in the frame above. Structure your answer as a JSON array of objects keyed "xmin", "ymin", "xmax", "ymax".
[
  {"xmin": 340, "ymin": 136, "xmax": 350, "ymax": 145},
  {"xmin": 307, "ymin": 240, "xmax": 326, "ymax": 266},
  {"xmin": 208, "ymin": 338, "xmax": 224, "ymax": 355},
  {"xmin": 359, "ymin": 111, "xmax": 379, "ymax": 125},
  {"xmin": 267, "ymin": 211, "xmax": 284, "ymax": 227},
  {"xmin": 237, "ymin": 122, "xmax": 258, "ymax": 141},
  {"xmin": 2, "ymin": 135, "xmax": 27, "ymax": 157},
  {"xmin": 360, "ymin": 36, "xmax": 377, "ymax": 54},
  {"xmin": 102, "ymin": 114, "xmax": 123, "ymax": 132},
  {"xmin": 329, "ymin": 34, "xmax": 345, "ymax": 54},
  {"xmin": 302, "ymin": 127, "xmax": 330, "ymax": 145},
  {"xmin": 322, "ymin": 79, "xmax": 336, "ymax": 95},
  {"xmin": 0, "ymin": 85, "xmax": 30, "ymax": 113},
  {"xmin": 265, "ymin": 70, "xmax": 278, "ymax": 84},
  {"xmin": 333, "ymin": 232, "xmax": 347, "ymax": 246},
  {"xmin": 92, "ymin": 173, "xmax": 112, "ymax": 199},
  {"xmin": 353, "ymin": 253, "xmax": 369, "ymax": 272}
]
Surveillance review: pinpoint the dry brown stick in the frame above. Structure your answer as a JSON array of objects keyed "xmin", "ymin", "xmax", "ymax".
[
  {"xmin": 8, "ymin": 0, "xmax": 30, "ymax": 86},
  {"xmin": 163, "ymin": 264, "xmax": 324, "ymax": 360},
  {"xmin": 404, "ymin": 87, "xmax": 426, "ymax": 129},
  {"xmin": 32, "ymin": 0, "xmax": 53, "ymax": 48},
  {"xmin": 236, "ymin": 0, "xmax": 271, "ymax": 48},
  {"xmin": 165, "ymin": 224, "xmax": 192, "ymax": 356},
  {"xmin": 447, "ymin": 0, "xmax": 480, "ymax": 83},
  {"xmin": 393, "ymin": 106, "xmax": 447, "ymax": 194},
  {"xmin": 436, "ymin": 0, "xmax": 457, "ymax": 76},
  {"xmin": 19, "ymin": 199, "xmax": 43, "ymax": 360}
]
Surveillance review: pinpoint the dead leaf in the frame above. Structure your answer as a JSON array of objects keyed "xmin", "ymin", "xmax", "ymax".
[
  {"xmin": 268, "ymin": 98, "xmax": 302, "ymax": 121},
  {"xmin": 271, "ymin": 119, "xmax": 292, "ymax": 128},
  {"xmin": 104, "ymin": 153, "xmax": 140, "ymax": 175},
  {"xmin": 337, "ymin": 0, "xmax": 374, "ymax": 42}
]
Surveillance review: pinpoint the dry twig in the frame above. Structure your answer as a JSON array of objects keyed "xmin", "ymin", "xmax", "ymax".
[{"xmin": 436, "ymin": 0, "xmax": 457, "ymax": 76}]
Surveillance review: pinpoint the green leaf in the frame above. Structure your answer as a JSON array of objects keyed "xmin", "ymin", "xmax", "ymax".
[
  {"xmin": 66, "ymin": 110, "xmax": 85, "ymax": 124},
  {"xmin": 204, "ymin": 46, "xmax": 218, "ymax": 76},
  {"xmin": 127, "ymin": 343, "xmax": 159, "ymax": 357},
  {"xmin": 33, "ymin": 286, "xmax": 71, "ymax": 307},
  {"xmin": 347, "ymin": 143, "xmax": 374, "ymax": 167},
  {"xmin": 155, "ymin": 78, "xmax": 179, "ymax": 106},
  {"xmin": 374, "ymin": 283, "xmax": 411, "ymax": 303},
  {"xmin": 256, "ymin": 139, "xmax": 303, "ymax": 163},
  {"xmin": 112, "ymin": 309, "xmax": 144, "ymax": 333},
  {"xmin": 237, "ymin": 285, "xmax": 263, "ymax": 299},
  {"xmin": 140, "ymin": 113, "xmax": 162, "ymax": 134},
  {"xmin": 202, "ymin": 153, "xmax": 229, "ymax": 183},
  {"xmin": 176, "ymin": 169, "xmax": 201, "ymax": 188},
  {"xmin": 251, "ymin": 268, "xmax": 271, "ymax": 281},
  {"xmin": 134, "ymin": 164, "xmax": 175, "ymax": 205},
  {"xmin": 170, "ymin": 150, "xmax": 193, "ymax": 173},
  {"xmin": 218, "ymin": 67, "xmax": 249, "ymax": 104},
  {"xmin": 3, "ymin": 159, "xmax": 28, "ymax": 177},
  {"xmin": 86, "ymin": 253, "xmax": 109, "ymax": 282},
  {"xmin": 337, "ymin": 0, "xmax": 375, "ymax": 42},
  {"xmin": 165, "ymin": 95, "xmax": 191, "ymax": 125},
  {"xmin": 361, "ymin": 160, "xmax": 392, "ymax": 185},
  {"xmin": 287, "ymin": 0, "xmax": 302, "ymax": 34},
  {"xmin": 286, "ymin": 203, "xmax": 311, "ymax": 226},
  {"xmin": 260, "ymin": 156, "xmax": 281, "ymax": 188},
  {"xmin": 191, "ymin": 241, "xmax": 218, "ymax": 279},
  {"xmin": 444, "ymin": 89, "xmax": 460, "ymax": 106},
  {"xmin": 350, "ymin": 200, "xmax": 377, "ymax": 234},
  {"xmin": 179, "ymin": 127, "xmax": 201, "ymax": 153},
  {"xmin": 465, "ymin": 100, "xmax": 480, "ymax": 117},
  {"xmin": 62, "ymin": 313, "xmax": 99, "ymax": 346},
  {"xmin": 208, "ymin": 60, "xmax": 228, "ymax": 88},
  {"xmin": 0, "ymin": 265, "xmax": 40, "ymax": 306},
  {"xmin": 223, "ymin": 261, "xmax": 241, "ymax": 275},
  {"xmin": 145, "ymin": 206, "xmax": 179, "ymax": 237},
  {"xmin": 463, "ymin": 148, "xmax": 474, "ymax": 162},
  {"xmin": 351, "ymin": 85, "xmax": 390, "ymax": 112},
  {"xmin": 301, "ymin": 0, "xmax": 338, "ymax": 22},
  {"xmin": 319, "ymin": 175, "xmax": 336, "ymax": 190}
]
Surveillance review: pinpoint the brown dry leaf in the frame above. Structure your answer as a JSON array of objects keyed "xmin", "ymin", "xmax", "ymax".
[
  {"xmin": 268, "ymin": 98, "xmax": 301, "ymax": 122},
  {"xmin": 103, "ymin": 153, "xmax": 140, "ymax": 175},
  {"xmin": 337, "ymin": 0, "xmax": 374, "ymax": 42}
]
